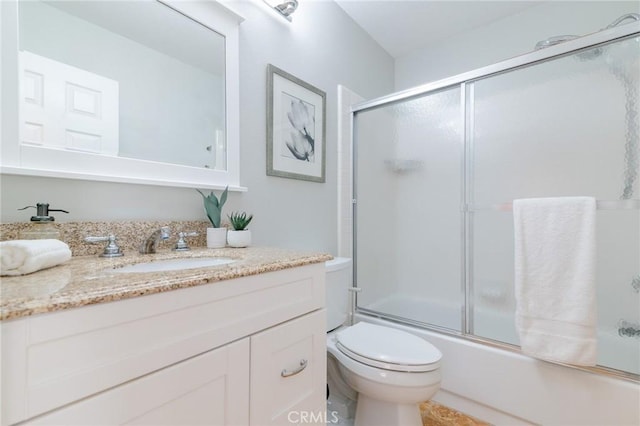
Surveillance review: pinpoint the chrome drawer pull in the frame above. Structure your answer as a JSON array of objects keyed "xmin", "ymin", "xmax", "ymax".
[{"xmin": 281, "ymin": 359, "xmax": 308, "ymax": 378}]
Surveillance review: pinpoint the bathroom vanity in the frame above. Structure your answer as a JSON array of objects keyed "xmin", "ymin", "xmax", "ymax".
[{"xmin": 1, "ymin": 248, "xmax": 331, "ymax": 425}]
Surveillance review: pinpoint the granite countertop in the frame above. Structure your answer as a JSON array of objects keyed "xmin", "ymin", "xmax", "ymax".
[{"xmin": 0, "ymin": 247, "xmax": 332, "ymax": 321}]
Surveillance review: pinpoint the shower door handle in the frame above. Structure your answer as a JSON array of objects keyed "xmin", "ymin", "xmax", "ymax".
[{"xmin": 281, "ymin": 359, "xmax": 308, "ymax": 378}]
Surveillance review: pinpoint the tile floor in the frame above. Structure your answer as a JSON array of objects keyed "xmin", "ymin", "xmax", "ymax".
[{"xmin": 420, "ymin": 401, "xmax": 491, "ymax": 426}]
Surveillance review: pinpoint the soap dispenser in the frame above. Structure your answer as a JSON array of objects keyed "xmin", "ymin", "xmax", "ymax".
[{"xmin": 18, "ymin": 203, "xmax": 69, "ymax": 240}]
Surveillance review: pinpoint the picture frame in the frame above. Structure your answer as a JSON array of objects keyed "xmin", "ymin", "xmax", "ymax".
[{"xmin": 266, "ymin": 64, "xmax": 326, "ymax": 183}]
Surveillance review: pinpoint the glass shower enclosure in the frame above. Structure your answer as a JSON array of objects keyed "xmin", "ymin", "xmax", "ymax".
[{"xmin": 352, "ymin": 24, "xmax": 639, "ymax": 378}]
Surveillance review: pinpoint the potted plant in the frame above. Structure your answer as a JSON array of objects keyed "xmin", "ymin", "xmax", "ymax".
[
  {"xmin": 197, "ymin": 186, "xmax": 228, "ymax": 248},
  {"xmin": 227, "ymin": 211, "xmax": 253, "ymax": 248}
]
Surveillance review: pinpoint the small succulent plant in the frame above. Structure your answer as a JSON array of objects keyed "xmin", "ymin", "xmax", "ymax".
[
  {"xmin": 196, "ymin": 186, "xmax": 228, "ymax": 228},
  {"xmin": 228, "ymin": 211, "xmax": 253, "ymax": 231}
]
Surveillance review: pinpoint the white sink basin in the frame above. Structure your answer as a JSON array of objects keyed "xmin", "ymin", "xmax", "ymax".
[{"xmin": 112, "ymin": 257, "xmax": 235, "ymax": 273}]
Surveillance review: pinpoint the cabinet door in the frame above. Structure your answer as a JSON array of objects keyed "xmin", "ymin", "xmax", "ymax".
[
  {"xmin": 27, "ymin": 338, "xmax": 250, "ymax": 425},
  {"xmin": 250, "ymin": 309, "xmax": 326, "ymax": 426}
]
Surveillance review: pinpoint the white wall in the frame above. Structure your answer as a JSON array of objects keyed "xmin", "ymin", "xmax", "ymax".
[
  {"xmin": 223, "ymin": 0, "xmax": 394, "ymax": 251},
  {"xmin": 1, "ymin": 0, "xmax": 394, "ymax": 254},
  {"xmin": 395, "ymin": 1, "xmax": 640, "ymax": 90}
]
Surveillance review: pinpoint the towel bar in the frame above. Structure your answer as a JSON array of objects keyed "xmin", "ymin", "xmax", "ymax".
[{"xmin": 466, "ymin": 199, "xmax": 640, "ymax": 212}]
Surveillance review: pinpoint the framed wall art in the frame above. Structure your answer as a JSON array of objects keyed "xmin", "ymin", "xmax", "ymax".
[{"xmin": 266, "ymin": 64, "xmax": 326, "ymax": 183}]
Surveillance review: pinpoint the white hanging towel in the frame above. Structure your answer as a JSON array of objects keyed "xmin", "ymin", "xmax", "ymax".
[{"xmin": 513, "ymin": 197, "xmax": 597, "ymax": 366}]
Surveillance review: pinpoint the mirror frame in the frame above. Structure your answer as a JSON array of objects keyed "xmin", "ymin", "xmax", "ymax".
[{"xmin": 0, "ymin": 0, "xmax": 245, "ymax": 191}]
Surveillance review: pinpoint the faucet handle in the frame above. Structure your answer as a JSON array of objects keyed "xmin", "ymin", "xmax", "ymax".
[
  {"xmin": 160, "ymin": 226, "xmax": 171, "ymax": 240},
  {"xmin": 85, "ymin": 235, "xmax": 124, "ymax": 258},
  {"xmin": 174, "ymin": 231, "xmax": 198, "ymax": 252}
]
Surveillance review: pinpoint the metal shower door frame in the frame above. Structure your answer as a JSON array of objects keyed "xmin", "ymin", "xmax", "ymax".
[{"xmin": 350, "ymin": 22, "xmax": 640, "ymax": 382}]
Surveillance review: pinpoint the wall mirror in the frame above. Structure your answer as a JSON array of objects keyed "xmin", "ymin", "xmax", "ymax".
[{"xmin": 0, "ymin": 0, "xmax": 243, "ymax": 189}]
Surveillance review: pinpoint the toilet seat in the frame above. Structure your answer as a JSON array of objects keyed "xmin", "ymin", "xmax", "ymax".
[{"xmin": 335, "ymin": 323, "xmax": 441, "ymax": 372}]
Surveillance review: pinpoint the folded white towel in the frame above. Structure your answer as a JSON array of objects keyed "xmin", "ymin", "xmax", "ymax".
[
  {"xmin": 0, "ymin": 239, "xmax": 72, "ymax": 276},
  {"xmin": 513, "ymin": 197, "xmax": 597, "ymax": 366}
]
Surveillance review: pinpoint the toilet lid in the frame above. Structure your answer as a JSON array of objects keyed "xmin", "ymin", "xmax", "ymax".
[{"xmin": 336, "ymin": 323, "xmax": 442, "ymax": 372}]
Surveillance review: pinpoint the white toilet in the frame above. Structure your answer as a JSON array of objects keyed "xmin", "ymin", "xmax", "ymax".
[{"xmin": 325, "ymin": 258, "xmax": 442, "ymax": 426}]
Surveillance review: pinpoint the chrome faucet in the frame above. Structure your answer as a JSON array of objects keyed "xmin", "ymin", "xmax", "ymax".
[{"xmin": 139, "ymin": 226, "xmax": 170, "ymax": 254}]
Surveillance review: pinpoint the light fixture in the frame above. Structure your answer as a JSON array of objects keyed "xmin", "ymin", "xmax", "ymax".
[{"xmin": 262, "ymin": 0, "xmax": 298, "ymax": 22}]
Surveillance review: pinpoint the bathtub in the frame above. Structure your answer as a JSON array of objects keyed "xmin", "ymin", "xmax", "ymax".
[{"xmin": 357, "ymin": 296, "xmax": 640, "ymax": 425}]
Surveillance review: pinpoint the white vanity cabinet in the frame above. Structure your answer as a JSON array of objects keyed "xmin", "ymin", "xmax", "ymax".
[{"xmin": 1, "ymin": 263, "xmax": 326, "ymax": 426}]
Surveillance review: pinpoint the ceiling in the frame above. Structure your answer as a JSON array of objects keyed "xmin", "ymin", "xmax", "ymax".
[{"xmin": 334, "ymin": 0, "xmax": 543, "ymax": 58}]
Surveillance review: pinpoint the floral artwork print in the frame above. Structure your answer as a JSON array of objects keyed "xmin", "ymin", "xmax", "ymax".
[
  {"xmin": 266, "ymin": 64, "xmax": 325, "ymax": 182},
  {"xmin": 282, "ymin": 92, "xmax": 315, "ymax": 163}
]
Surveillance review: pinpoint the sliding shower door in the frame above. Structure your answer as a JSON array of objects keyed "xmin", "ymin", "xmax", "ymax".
[
  {"xmin": 470, "ymin": 36, "xmax": 640, "ymax": 374},
  {"xmin": 354, "ymin": 87, "xmax": 463, "ymax": 331},
  {"xmin": 353, "ymin": 29, "xmax": 639, "ymax": 376}
]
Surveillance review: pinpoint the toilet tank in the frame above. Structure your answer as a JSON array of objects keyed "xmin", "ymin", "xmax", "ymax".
[{"xmin": 325, "ymin": 257, "xmax": 352, "ymax": 332}]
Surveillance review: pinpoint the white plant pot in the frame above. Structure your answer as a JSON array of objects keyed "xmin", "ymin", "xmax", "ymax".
[
  {"xmin": 206, "ymin": 227, "xmax": 227, "ymax": 248},
  {"xmin": 227, "ymin": 230, "xmax": 251, "ymax": 248}
]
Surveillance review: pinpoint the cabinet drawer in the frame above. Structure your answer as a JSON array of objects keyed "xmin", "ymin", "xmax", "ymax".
[
  {"xmin": 250, "ymin": 309, "xmax": 327, "ymax": 426},
  {"xmin": 26, "ymin": 338, "xmax": 250, "ymax": 426},
  {"xmin": 2, "ymin": 263, "xmax": 325, "ymax": 424}
]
